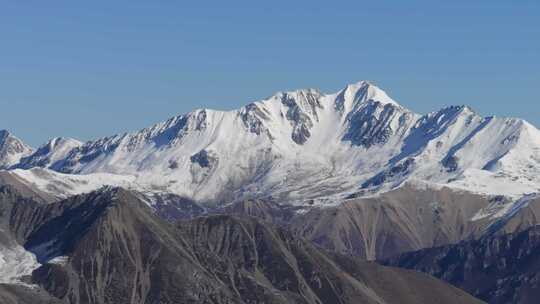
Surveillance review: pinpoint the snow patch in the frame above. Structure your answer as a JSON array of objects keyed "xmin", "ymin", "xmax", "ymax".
[{"xmin": 10, "ymin": 168, "xmax": 136, "ymax": 199}]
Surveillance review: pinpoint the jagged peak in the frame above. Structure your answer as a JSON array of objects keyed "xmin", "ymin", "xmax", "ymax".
[{"xmin": 335, "ymin": 81, "xmax": 407, "ymax": 116}]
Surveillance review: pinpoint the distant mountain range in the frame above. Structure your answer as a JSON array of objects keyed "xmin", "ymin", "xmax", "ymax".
[
  {"xmin": 2, "ymin": 81, "xmax": 539, "ymax": 206},
  {"xmin": 2, "ymin": 80, "xmax": 540, "ymax": 303}
]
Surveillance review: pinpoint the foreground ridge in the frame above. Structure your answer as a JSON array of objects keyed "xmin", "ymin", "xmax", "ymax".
[{"xmin": 0, "ymin": 186, "xmax": 484, "ymax": 304}]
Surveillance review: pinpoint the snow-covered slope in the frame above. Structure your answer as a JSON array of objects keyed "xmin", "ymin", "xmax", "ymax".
[
  {"xmin": 6, "ymin": 81, "xmax": 540, "ymax": 205},
  {"xmin": 0, "ymin": 244, "xmax": 40, "ymax": 285},
  {"xmin": 0, "ymin": 130, "xmax": 33, "ymax": 169},
  {"xmin": 363, "ymin": 105, "xmax": 540, "ymax": 197},
  {"xmin": 7, "ymin": 168, "xmax": 136, "ymax": 199}
]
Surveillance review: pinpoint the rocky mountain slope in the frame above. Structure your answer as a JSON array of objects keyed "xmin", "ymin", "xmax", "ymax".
[
  {"xmin": 0, "ymin": 186, "xmax": 483, "ymax": 304},
  {"xmin": 0, "ymin": 185, "xmax": 62, "ymax": 303},
  {"xmin": 384, "ymin": 225, "xmax": 540, "ymax": 304},
  {"xmin": 216, "ymin": 183, "xmax": 540, "ymax": 260}
]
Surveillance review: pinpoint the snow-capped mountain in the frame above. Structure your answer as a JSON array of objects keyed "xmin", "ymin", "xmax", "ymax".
[
  {"xmin": 3, "ymin": 81, "xmax": 540, "ymax": 205},
  {"xmin": 0, "ymin": 130, "xmax": 33, "ymax": 169}
]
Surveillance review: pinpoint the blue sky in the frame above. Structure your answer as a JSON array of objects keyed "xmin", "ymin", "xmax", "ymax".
[{"xmin": 1, "ymin": 1, "xmax": 539, "ymax": 146}]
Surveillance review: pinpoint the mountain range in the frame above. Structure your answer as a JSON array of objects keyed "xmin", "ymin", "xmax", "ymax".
[
  {"xmin": 2, "ymin": 81, "xmax": 540, "ymax": 205},
  {"xmin": 1, "ymin": 80, "xmax": 540, "ymax": 303}
]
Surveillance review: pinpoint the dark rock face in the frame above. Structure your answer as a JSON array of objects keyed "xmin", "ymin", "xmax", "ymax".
[
  {"xmin": 280, "ymin": 91, "xmax": 322, "ymax": 145},
  {"xmin": 442, "ymin": 155, "xmax": 459, "ymax": 172},
  {"xmin": 0, "ymin": 187, "xmax": 482, "ymax": 304},
  {"xmin": 239, "ymin": 103, "xmax": 273, "ymax": 140},
  {"xmin": 384, "ymin": 226, "xmax": 540, "ymax": 304},
  {"xmin": 190, "ymin": 149, "xmax": 215, "ymax": 168},
  {"xmin": 342, "ymin": 102, "xmax": 400, "ymax": 148},
  {"xmin": 189, "ymin": 149, "xmax": 219, "ymax": 185},
  {"xmin": 361, "ymin": 158, "xmax": 416, "ymax": 189}
]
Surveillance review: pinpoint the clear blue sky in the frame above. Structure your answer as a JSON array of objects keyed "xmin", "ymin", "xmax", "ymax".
[{"xmin": 1, "ymin": 1, "xmax": 539, "ymax": 146}]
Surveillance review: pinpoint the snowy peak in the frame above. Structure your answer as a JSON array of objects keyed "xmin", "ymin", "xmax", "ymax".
[
  {"xmin": 16, "ymin": 137, "xmax": 82, "ymax": 170},
  {"xmin": 336, "ymin": 81, "xmax": 403, "ymax": 113},
  {"xmin": 240, "ymin": 81, "xmax": 415, "ymax": 147},
  {"xmin": 338, "ymin": 82, "xmax": 418, "ymax": 148},
  {"xmin": 0, "ymin": 130, "xmax": 33, "ymax": 169}
]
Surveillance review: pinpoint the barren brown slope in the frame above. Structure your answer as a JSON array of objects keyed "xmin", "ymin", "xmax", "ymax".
[
  {"xmin": 283, "ymin": 184, "xmax": 540, "ymax": 260},
  {"xmin": 175, "ymin": 183, "xmax": 540, "ymax": 262},
  {"xmin": 17, "ymin": 187, "xmax": 483, "ymax": 304},
  {"xmin": 179, "ymin": 215, "xmax": 484, "ymax": 304},
  {"xmin": 288, "ymin": 184, "xmax": 493, "ymax": 260}
]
